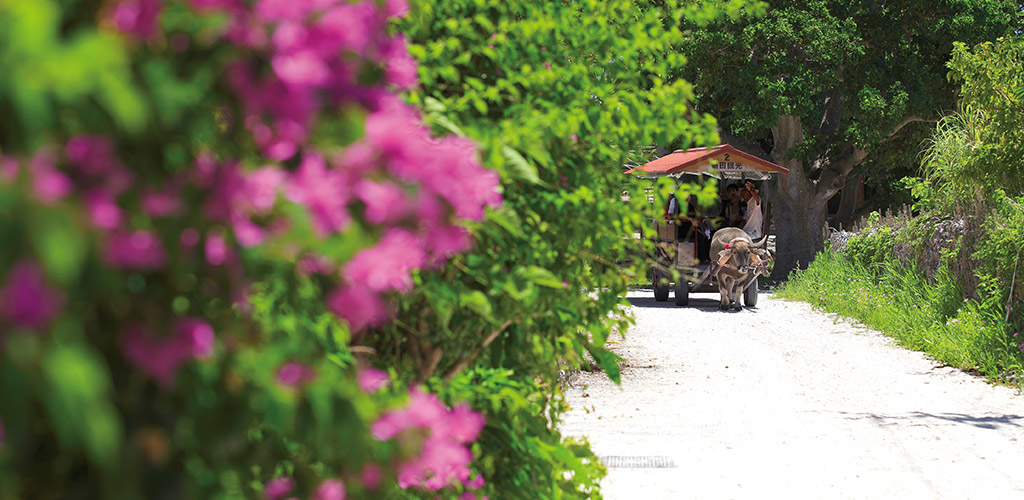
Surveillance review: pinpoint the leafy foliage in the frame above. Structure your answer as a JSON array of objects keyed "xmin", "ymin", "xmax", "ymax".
[
  {"xmin": 356, "ymin": 1, "xmax": 763, "ymax": 496},
  {"xmin": 779, "ymin": 250, "xmax": 1024, "ymax": 384},
  {"xmin": 921, "ymin": 37, "xmax": 1024, "ymax": 206},
  {"xmin": 0, "ymin": 0, "xmax": 758, "ymax": 498},
  {"xmin": 843, "ymin": 225, "xmax": 895, "ymax": 271},
  {"xmin": 786, "ymin": 35, "xmax": 1024, "ymax": 388},
  {"xmin": 0, "ymin": 0, "xmax": 498, "ymax": 498},
  {"xmin": 671, "ymin": 0, "xmax": 1020, "ymax": 276}
]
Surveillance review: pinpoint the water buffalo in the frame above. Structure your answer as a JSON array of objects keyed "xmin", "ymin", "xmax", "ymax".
[{"xmin": 708, "ymin": 228, "xmax": 768, "ymax": 310}]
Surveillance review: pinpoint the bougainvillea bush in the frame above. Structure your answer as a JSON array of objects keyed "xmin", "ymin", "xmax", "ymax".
[
  {"xmin": 0, "ymin": 0, "xmax": 758, "ymax": 498},
  {"xmin": 0, "ymin": 0, "xmax": 497, "ymax": 497}
]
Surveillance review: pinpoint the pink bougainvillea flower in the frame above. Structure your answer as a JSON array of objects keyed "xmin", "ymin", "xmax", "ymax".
[
  {"xmin": 33, "ymin": 168, "xmax": 73, "ymax": 204},
  {"xmin": 355, "ymin": 179, "xmax": 409, "ymax": 225},
  {"xmin": 276, "ymin": 361, "xmax": 316, "ymax": 387},
  {"xmin": 232, "ymin": 216, "xmax": 267, "ymax": 248},
  {"xmin": 121, "ymin": 327, "xmax": 185, "ymax": 386},
  {"xmin": 466, "ymin": 474, "xmax": 485, "ymax": 490},
  {"xmin": 255, "ymin": 0, "xmax": 329, "ymax": 21},
  {"xmin": 286, "ymin": 154, "xmax": 350, "ymax": 236},
  {"xmin": 357, "ymin": 368, "xmax": 389, "ymax": 393},
  {"xmin": 142, "ymin": 186, "xmax": 182, "ymax": 218},
  {"xmin": 342, "ymin": 228, "xmax": 425, "ymax": 293},
  {"xmin": 360, "ymin": 463, "xmax": 382, "ymax": 490},
  {"xmin": 263, "ymin": 477, "xmax": 295, "ymax": 500},
  {"xmin": 245, "ymin": 166, "xmax": 286, "ymax": 214},
  {"xmin": 414, "ymin": 192, "xmax": 446, "ymax": 226},
  {"xmin": 0, "ymin": 260, "xmax": 62, "ymax": 329},
  {"xmin": 189, "ymin": 0, "xmax": 238, "ymax": 12},
  {"xmin": 28, "ymin": 149, "xmax": 71, "ymax": 204},
  {"xmin": 384, "ymin": 0, "xmax": 409, "ymax": 17},
  {"xmin": 205, "ymin": 231, "xmax": 229, "ymax": 266},
  {"xmin": 202, "ymin": 160, "xmax": 245, "ymax": 221},
  {"xmin": 0, "ymin": 155, "xmax": 18, "ymax": 183},
  {"xmin": 382, "ymin": 36, "xmax": 418, "ymax": 89},
  {"xmin": 66, "ymin": 134, "xmax": 118, "ymax": 176},
  {"xmin": 175, "ymin": 318, "xmax": 215, "ymax": 359},
  {"xmin": 273, "ymin": 49, "xmax": 331, "ymax": 86},
  {"xmin": 180, "ymin": 228, "xmax": 201, "ymax": 248},
  {"xmin": 327, "ymin": 285, "xmax": 392, "ymax": 332},
  {"xmin": 434, "ymin": 403, "xmax": 485, "ymax": 443},
  {"xmin": 271, "ymin": 20, "xmax": 307, "ymax": 51},
  {"xmin": 112, "ymin": 0, "xmax": 163, "ymax": 40},
  {"xmin": 428, "ymin": 136, "xmax": 502, "ymax": 221},
  {"xmin": 296, "ymin": 253, "xmax": 336, "ymax": 277},
  {"xmin": 423, "ymin": 224, "xmax": 472, "ymax": 266},
  {"xmin": 122, "ymin": 319, "xmax": 214, "ymax": 386},
  {"xmin": 364, "ymin": 98, "xmax": 427, "ymax": 162},
  {"xmin": 401, "ymin": 436, "xmax": 472, "ymax": 490},
  {"xmin": 313, "ymin": 479, "xmax": 346, "ymax": 500},
  {"xmin": 84, "ymin": 191, "xmax": 123, "ymax": 229},
  {"xmin": 373, "ymin": 388, "xmax": 485, "ymax": 491},
  {"xmin": 318, "ymin": 1, "xmax": 380, "ymax": 56},
  {"xmin": 334, "ymin": 140, "xmax": 376, "ymax": 177},
  {"xmin": 371, "ymin": 388, "xmax": 442, "ymax": 440},
  {"xmin": 104, "ymin": 231, "xmax": 168, "ymax": 270}
]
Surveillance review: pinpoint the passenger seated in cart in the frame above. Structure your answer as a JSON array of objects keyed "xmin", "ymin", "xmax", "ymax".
[
  {"xmin": 662, "ymin": 194, "xmax": 688, "ymax": 241},
  {"xmin": 664, "ymin": 194, "xmax": 715, "ymax": 262},
  {"xmin": 683, "ymin": 195, "xmax": 714, "ymax": 262},
  {"xmin": 721, "ymin": 183, "xmax": 743, "ymax": 228}
]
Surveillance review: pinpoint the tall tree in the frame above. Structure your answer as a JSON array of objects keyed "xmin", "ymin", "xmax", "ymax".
[{"xmin": 676, "ymin": 0, "xmax": 1020, "ymax": 276}]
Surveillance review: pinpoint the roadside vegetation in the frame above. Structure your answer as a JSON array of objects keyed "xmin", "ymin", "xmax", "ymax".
[
  {"xmin": 779, "ymin": 36, "xmax": 1024, "ymax": 387},
  {"xmin": 0, "ymin": 0, "xmax": 763, "ymax": 499}
]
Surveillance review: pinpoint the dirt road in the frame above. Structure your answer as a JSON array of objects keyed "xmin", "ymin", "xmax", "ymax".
[{"xmin": 561, "ymin": 290, "xmax": 1024, "ymax": 499}]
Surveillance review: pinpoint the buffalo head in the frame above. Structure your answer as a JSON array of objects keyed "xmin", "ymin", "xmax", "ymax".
[{"xmin": 716, "ymin": 233, "xmax": 768, "ymax": 274}]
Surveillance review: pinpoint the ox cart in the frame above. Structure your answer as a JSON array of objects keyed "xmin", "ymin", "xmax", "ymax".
[{"xmin": 627, "ymin": 145, "xmax": 789, "ymax": 307}]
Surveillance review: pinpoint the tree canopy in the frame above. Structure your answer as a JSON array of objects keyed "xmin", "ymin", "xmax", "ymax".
[{"xmin": 675, "ymin": 0, "xmax": 1021, "ymax": 275}]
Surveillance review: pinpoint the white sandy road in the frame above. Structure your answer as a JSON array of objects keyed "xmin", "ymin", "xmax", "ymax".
[{"xmin": 560, "ymin": 290, "xmax": 1024, "ymax": 500}]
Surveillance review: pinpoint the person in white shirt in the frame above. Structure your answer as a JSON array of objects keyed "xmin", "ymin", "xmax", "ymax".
[{"xmin": 740, "ymin": 181, "xmax": 763, "ymax": 239}]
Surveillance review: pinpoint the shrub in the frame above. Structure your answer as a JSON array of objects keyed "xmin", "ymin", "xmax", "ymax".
[
  {"xmin": 844, "ymin": 225, "xmax": 895, "ymax": 272},
  {"xmin": 0, "ymin": 1, "xmax": 498, "ymax": 497}
]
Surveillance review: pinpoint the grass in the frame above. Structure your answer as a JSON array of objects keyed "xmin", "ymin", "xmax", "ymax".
[{"xmin": 777, "ymin": 250, "xmax": 1024, "ymax": 386}]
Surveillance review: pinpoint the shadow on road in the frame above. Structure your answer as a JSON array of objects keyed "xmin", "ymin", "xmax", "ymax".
[
  {"xmin": 839, "ymin": 411, "xmax": 1024, "ymax": 430},
  {"xmin": 627, "ymin": 292, "xmax": 768, "ymax": 312}
]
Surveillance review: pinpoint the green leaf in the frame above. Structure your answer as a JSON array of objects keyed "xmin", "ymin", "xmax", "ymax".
[
  {"xmin": 459, "ymin": 290, "xmax": 492, "ymax": 318},
  {"xmin": 43, "ymin": 340, "xmax": 122, "ymax": 468},
  {"xmin": 521, "ymin": 266, "xmax": 564, "ymax": 288},
  {"xmin": 586, "ymin": 345, "xmax": 622, "ymax": 384},
  {"xmin": 31, "ymin": 209, "xmax": 87, "ymax": 286},
  {"xmin": 501, "ymin": 145, "xmax": 542, "ymax": 185},
  {"xmin": 488, "ymin": 206, "xmax": 525, "ymax": 237}
]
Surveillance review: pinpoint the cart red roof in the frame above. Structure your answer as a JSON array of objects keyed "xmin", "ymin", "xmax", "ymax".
[{"xmin": 627, "ymin": 144, "xmax": 789, "ymax": 178}]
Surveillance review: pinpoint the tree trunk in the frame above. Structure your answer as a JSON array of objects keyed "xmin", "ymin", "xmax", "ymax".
[
  {"xmin": 766, "ymin": 115, "xmax": 866, "ymax": 280},
  {"xmin": 771, "ymin": 185, "xmax": 828, "ymax": 278},
  {"xmin": 835, "ymin": 173, "xmax": 862, "ymax": 229}
]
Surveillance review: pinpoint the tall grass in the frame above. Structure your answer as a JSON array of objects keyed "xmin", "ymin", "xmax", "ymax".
[{"xmin": 777, "ymin": 250, "xmax": 1024, "ymax": 384}]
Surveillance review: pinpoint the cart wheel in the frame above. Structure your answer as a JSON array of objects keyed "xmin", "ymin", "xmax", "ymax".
[
  {"xmin": 653, "ymin": 270, "xmax": 670, "ymax": 302},
  {"xmin": 674, "ymin": 279, "xmax": 689, "ymax": 306},
  {"xmin": 743, "ymin": 276, "xmax": 759, "ymax": 307}
]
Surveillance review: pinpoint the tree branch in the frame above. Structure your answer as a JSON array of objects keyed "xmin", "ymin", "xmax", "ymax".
[
  {"xmin": 888, "ymin": 115, "xmax": 940, "ymax": 137},
  {"xmin": 443, "ymin": 320, "xmax": 514, "ymax": 383},
  {"xmin": 819, "ymin": 88, "xmax": 845, "ymax": 136},
  {"xmin": 815, "ymin": 144, "xmax": 867, "ymax": 200}
]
